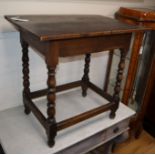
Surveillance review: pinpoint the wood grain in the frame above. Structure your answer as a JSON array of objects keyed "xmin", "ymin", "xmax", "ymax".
[
  {"xmin": 5, "ymin": 15, "xmax": 146, "ymax": 41},
  {"xmin": 114, "ymin": 131, "xmax": 155, "ymax": 154}
]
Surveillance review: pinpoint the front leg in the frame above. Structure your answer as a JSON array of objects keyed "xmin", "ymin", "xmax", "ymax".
[
  {"xmin": 110, "ymin": 49, "xmax": 127, "ymax": 119},
  {"xmin": 20, "ymin": 38, "xmax": 31, "ymax": 115},
  {"xmin": 46, "ymin": 66, "xmax": 57, "ymax": 147}
]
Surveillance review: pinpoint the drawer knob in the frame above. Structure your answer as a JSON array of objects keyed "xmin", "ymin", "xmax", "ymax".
[{"xmin": 113, "ymin": 127, "xmax": 119, "ymax": 133}]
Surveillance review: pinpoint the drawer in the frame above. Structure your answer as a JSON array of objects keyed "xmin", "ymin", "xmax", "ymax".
[
  {"xmin": 58, "ymin": 118, "xmax": 130, "ymax": 154},
  {"xmin": 105, "ymin": 118, "xmax": 130, "ymax": 141}
]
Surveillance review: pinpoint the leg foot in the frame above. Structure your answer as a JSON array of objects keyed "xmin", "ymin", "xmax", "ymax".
[
  {"xmin": 24, "ymin": 105, "xmax": 31, "ymax": 115},
  {"xmin": 109, "ymin": 104, "xmax": 117, "ymax": 119},
  {"xmin": 109, "ymin": 111, "xmax": 116, "ymax": 119},
  {"xmin": 48, "ymin": 139, "xmax": 55, "ymax": 147},
  {"xmin": 82, "ymin": 88, "xmax": 87, "ymax": 97},
  {"xmin": 46, "ymin": 118, "xmax": 57, "ymax": 148},
  {"xmin": 23, "ymin": 93, "xmax": 31, "ymax": 115}
]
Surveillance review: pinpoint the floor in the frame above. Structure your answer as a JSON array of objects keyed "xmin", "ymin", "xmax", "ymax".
[{"xmin": 114, "ymin": 130, "xmax": 155, "ymax": 154}]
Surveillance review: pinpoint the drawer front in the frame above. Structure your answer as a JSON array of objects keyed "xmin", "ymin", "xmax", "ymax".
[
  {"xmin": 57, "ymin": 118, "xmax": 130, "ymax": 154},
  {"xmin": 105, "ymin": 118, "xmax": 130, "ymax": 141}
]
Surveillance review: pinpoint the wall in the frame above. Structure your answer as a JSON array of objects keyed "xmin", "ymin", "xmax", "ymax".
[{"xmin": 0, "ymin": 0, "xmax": 154, "ymax": 111}]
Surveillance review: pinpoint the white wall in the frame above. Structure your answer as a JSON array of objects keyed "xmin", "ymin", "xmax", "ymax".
[{"xmin": 0, "ymin": 0, "xmax": 154, "ymax": 111}]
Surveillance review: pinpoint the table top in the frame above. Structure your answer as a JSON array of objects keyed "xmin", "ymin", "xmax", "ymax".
[
  {"xmin": 0, "ymin": 88, "xmax": 135, "ymax": 153},
  {"xmin": 5, "ymin": 15, "xmax": 146, "ymax": 41}
]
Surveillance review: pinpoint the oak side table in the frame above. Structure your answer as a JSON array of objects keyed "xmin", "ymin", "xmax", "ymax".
[{"xmin": 5, "ymin": 15, "xmax": 145, "ymax": 147}]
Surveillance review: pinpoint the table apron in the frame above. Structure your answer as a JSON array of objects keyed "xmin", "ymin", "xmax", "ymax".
[
  {"xmin": 21, "ymin": 32, "xmax": 132, "ymax": 58},
  {"xmin": 58, "ymin": 33, "xmax": 131, "ymax": 57}
]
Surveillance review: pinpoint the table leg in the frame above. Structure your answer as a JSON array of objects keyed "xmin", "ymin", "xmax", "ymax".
[
  {"xmin": 110, "ymin": 49, "xmax": 127, "ymax": 118},
  {"xmin": 46, "ymin": 65, "xmax": 57, "ymax": 147},
  {"xmin": 20, "ymin": 39, "xmax": 31, "ymax": 115},
  {"xmin": 82, "ymin": 53, "xmax": 91, "ymax": 97}
]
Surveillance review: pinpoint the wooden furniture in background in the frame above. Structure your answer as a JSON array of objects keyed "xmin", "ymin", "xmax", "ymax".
[
  {"xmin": 115, "ymin": 7, "xmax": 155, "ymax": 137},
  {"xmin": 5, "ymin": 15, "xmax": 145, "ymax": 147},
  {"xmin": 143, "ymin": 41, "xmax": 155, "ymax": 137}
]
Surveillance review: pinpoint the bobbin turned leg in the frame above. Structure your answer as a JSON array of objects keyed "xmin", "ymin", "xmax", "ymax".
[
  {"xmin": 82, "ymin": 53, "xmax": 91, "ymax": 97},
  {"xmin": 110, "ymin": 49, "xmax": 127, "ymax": 119},
  {"xmin": 46, "ymin": 66, "xmax": 57, "ymax": 147},
  {"xmin": 20, "ymin": 38, "xmax": 31, "ymax": 115}
]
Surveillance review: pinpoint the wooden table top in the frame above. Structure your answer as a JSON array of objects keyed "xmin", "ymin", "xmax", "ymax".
[{"xmin": 5, "ymin": 15, "xmax": 146, "ymax": 41}]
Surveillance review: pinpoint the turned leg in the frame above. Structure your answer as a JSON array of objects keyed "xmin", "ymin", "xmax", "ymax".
[
  {"xmin": 110, "ymin": 49, "xmax": 127, "ymax": 118},
  {"xmin": 46, "ymin": 66, "xmax": 57, "ymax": 147},
  {"xmin": 82, "ymin": 53, "xmax": 91, "ymax": 97},
  {"xmin": 20, "ymin": 38, "xmax": 31, "ymax": 115}
]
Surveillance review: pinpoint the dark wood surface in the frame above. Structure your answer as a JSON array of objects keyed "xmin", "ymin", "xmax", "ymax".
[
  {"xmin": 122, "ymin": 31, "xmax": 144, "ymax": 105},
  {"xmin": 115, "ymin": 8, "xmax": 153, "ymax": 105},
  {"xmin": 133, "ymin": 31, "xmax": 155, "ymax": 138},
  {"xmin": 145, "ymin": 80, "xmax": 155, "ymax": 125},
  {"xmin": 142, "ymin": 41, "xmax": 155, "ymax": 137},
  {"xmin": 5, "ymin": 15, "xmax": 145, "ymax": 41},
  {"xmin": 5, "ymin": 15, "xmax": 144, "ymax": 147},
  {"xmin": 116, "ymin": 7, "xmax": 155, "ymax": 22},
  {"xmin": 115, "ymin": 7, "xmax": 155, "ymax": 138},
  {"xmin": 116, "ymin": 7, "xmax": 155, "ymax": 30},
  {"xmin": 57, "ymin": 103, "xmax": 112, "ymax": 131},
  {"xmin": 115, "ymin": 7, "xmax": 155, "ymax": 29},
  {"xmin": 109, "ymin": 49, "xmax": 127, "ymax": 119}
]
